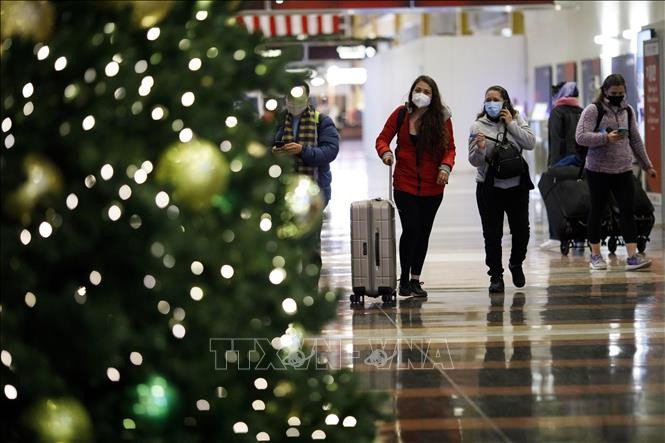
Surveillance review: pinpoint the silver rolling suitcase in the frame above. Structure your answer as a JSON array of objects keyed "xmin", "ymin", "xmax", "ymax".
[{"xmin": 350, "ymin": 165, "xmax": 397, "ymax": 304}]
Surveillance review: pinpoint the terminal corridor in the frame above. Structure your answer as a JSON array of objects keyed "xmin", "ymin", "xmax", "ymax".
[{"xmin": 320, "ymin": 140, "xmax": 665, "ymax": 442}]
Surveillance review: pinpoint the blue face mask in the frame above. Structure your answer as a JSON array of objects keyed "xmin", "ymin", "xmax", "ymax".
[{"xmin": 484, "ymin": 101, "xmax": 503, "ymax": 118}]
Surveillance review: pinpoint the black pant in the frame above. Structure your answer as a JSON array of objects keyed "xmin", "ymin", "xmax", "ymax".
[
  {"xmin": 302, "ymin": 199, "xmax": 328, "ymax": 291},
  {"xmin": 586, "ymin": 169, "xmax": 636, "ymax": 244},
  {"xmin": 476, "ymin": 183, "xmax": 530, "ymax": 278},
  {"xmin": 394, "ymin": 190, "xmax": 443, "ymax": 280}
]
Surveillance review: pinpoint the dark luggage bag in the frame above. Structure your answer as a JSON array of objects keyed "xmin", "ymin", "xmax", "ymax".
[
  {"xmin": 538, "ymin": 166, "xmax": 610, "ymax": 255},
  {"xmin": 606, "ymin": 174, "xmax": 655, "ymax": 254}
]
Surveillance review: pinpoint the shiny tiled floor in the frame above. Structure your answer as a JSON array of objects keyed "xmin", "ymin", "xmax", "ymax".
[{"xmin": 319, "ymin": 140, "xmax": 665, "ymax": 442}]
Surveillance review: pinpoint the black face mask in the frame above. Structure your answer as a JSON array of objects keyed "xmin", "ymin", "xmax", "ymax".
[{"xmin": 607, "ymin": 95, "xmax": 624, "ymax": 106}]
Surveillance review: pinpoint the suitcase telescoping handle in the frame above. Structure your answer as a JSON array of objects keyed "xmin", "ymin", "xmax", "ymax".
[
  {"xmin": 375, "ymin": 163, "xmax": 393, "ymax": 268},
  {"xmin": 388, "ymin": 162, "xmax": 393, "ymax": 202}
]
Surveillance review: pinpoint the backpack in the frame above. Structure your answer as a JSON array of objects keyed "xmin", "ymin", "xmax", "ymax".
[
  {"xmin": 574, "ymin": 103, "xmax": 632, "ymax": 165},
  {"xmin": 589, "ymin": 103, "xmax": 632, "ymax": 135},
  {"xmin": 560, "ymin": 105, "xmax": 585, "ymax": 160},
  {"xmin": 484, "ymin": 123, "xmax": 527, "ymax": 180}
]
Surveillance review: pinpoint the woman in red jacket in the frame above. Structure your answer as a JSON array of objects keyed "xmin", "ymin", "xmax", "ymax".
[{"xmin": 375, "ymin": 75, "xmax": 456, "ymax": 297}]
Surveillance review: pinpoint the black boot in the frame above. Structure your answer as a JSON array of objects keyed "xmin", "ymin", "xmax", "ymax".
[
  {"xmin": 409, "ymin": 280, "xmax": 428, "ymax": 297},
  {"xmin": 489, "ymin": 276, "xmax": 505, "ymax": 293},
  {"xmin": 509, "ymin": 262, "xmax": 525, "ymax": 288},
  {"xmin": 399, "ymin": 279, "xmax": 412, "ymax": 297}
]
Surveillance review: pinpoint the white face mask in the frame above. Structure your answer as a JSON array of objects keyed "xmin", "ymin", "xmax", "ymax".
[
  {"xmin": 286, "ymin": 101, "xmax": 308, "ymax": 115},
  {"xmin": 411, "ymin": 92, "xmax": 431, "ymax": 108}
]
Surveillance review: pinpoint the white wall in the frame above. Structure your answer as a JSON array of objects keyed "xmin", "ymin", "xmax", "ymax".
[
  {"xmin": 523, "ymin": 0, "xmax": 665, "ymax": 109},
  {"xmin": 363, "ymin": 35, "xmax": 527, "ymax": 172}
]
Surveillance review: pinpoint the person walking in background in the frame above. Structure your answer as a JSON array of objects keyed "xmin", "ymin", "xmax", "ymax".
[
  {"xmin": 272, "ymin": 81, "xmax": 339, "ymax": 206},
  {"xmin": 548, "ymin": 81, "xmax": 584, "ymax": 167},
  {"xmin": 375, "ymin": 75, "xmax": 456, "ymax": 298},
  {"xmin": 469, "ymin": 85, "xmax": 535, "ymax": 293},
  {"xmin": 539, "ymin": 81, "xmax": 584, "ymax": 252},
  {"xmin": 575, "ymin": 73, "xmax": 657, "ymax": 271},
  {"xmin": 272, "ymin": 80, "xmax": 339, "ymax": 287}
]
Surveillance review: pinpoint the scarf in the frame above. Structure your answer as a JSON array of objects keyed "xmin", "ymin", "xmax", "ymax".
[
  {"xmin": 554, "ymin": 96, "xmax": 580, "ymax": 108},
  {"xmin": 282, "ymin": 106, "xmax": 317, "ymax": 177}
]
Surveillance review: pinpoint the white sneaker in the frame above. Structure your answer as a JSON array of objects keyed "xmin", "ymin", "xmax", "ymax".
[
  {"xmin": 589, "ymin": 254, "xmax": 607, "ymax": 270},
  {"xmin": 625, "ymin": 254, "xmax": 652, "ymax": 271},
  {"xmin": 539, "ymin": 239, "xmax": 560, "ymax": 251}
]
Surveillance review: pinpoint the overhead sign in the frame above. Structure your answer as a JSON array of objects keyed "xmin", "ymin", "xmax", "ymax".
[
  {"xmin": 643, "ymin": 39, "xmax": 661, "ymax": 194},
  {"xmin": 580, "ymin": 58, "xmax": 600, "ymax": 107},
  {"xmin": 238, "ymin": 0, "xmax": 554, "ymax": 12}
]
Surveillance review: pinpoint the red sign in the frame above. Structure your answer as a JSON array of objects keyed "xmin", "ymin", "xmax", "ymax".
[
  {"xmin": 237, "ymin": 14, "xmax": 341, "ymax": 36},
  {"xmin": 239, "ymin": 1, "xmax": 409, "ymax": 10},
  {"xmin": 415, "ymin": 0, "xmax": 552, "ymax": 5},
  {"xmin": 556, "ymin": 61, "xmax": 577, "ymax": 83},
  {"xmin": 644, "ymin": 39, "xmax": 661, "ymax": 193},
  {"xmin": 277, "ymin": 0, "xmax": 407, "ymax": 7}
]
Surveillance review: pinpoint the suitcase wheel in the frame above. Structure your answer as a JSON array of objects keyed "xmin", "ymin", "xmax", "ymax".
[
  {"xmin": 349, "ymin": 294, "xmax": 364, "ymax": 305},
  {"xmin": 381, "ymin": 293, "xmax": 397, "ymax": 304}
]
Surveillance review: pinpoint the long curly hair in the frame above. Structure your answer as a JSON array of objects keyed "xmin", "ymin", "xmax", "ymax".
[{"xmin": 407, "ymin": 75, "xmax": 449, "ymax": 160}]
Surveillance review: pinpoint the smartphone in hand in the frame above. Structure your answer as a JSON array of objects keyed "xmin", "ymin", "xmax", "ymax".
[
  {"xmin": 500, "ymin": 102, "xmax": 509, "ymax": 121},
  {"xmin": 617, "ymin": 128, "xmax": 628, "ymax": 137},
  {"xmin": 274, "ymin": 140, "xmax": 287, "ymax": 149}
]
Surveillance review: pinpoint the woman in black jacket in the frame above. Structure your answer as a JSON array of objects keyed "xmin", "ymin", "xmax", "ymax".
[
  {"xmin": 548, "ymin": 82, "xmax": 583, "ymax": 167},
  {"xmin": 539, "ymin": 82, "xmax": 583, "ymax": 252}
]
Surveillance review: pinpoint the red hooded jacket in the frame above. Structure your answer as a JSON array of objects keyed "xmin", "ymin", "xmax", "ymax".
[{"xmin": 375, "ymin": 106, "xmax": 456, "ymax": 196}]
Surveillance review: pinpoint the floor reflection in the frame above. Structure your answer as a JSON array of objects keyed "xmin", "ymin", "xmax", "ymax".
[{"xmin": 479, "ymin": 293, "xmax": 534, "ymax": 442}]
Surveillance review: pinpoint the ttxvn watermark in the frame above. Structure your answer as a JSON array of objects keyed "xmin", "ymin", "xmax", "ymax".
[{"xmin": 209, "ymin": 338, "xmax": 454, "ymax": 371}]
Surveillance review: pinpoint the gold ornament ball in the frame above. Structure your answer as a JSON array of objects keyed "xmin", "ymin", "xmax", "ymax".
[
  {"xmin": 6, "ymin": 154, "xmax": 64, "ymax": 224},
  {"xmin": 25, "ymin": 397, "xmax": 93, "ymax": 443},
  {"xmin": 156, "ymin": 139, "xmax": 230, "ymax": 210},
  {"xmin": 130, "ymin": 0, "xmax": 173, "ymax": 29},
  {"xmin": 0, "ymin": 1, "xmax": 55, "ymax": 42},
  {"xmin": 278, "ymin": 175, "xmax": 324, "ymax": 239}
]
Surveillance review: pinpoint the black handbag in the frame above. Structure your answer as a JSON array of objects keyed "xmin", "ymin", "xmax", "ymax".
[{"xmin": 484, "ymin": 126, "xmax": 526, "ymax": 179}]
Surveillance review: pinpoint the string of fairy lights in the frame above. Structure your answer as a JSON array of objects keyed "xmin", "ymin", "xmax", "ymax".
[{"xmin": 1, "ymin": 1, "xmax": 366, "ymax": 441}]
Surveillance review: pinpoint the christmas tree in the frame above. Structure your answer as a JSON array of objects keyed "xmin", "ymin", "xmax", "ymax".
[{"xmin": 1, "ymin": 1, "xmax": 386, "ymax": 441}]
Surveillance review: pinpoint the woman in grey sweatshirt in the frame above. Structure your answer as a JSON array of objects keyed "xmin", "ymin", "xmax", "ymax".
[
  {"xmin": 469, "ymin": 85, "xmax": 535, "ymax": 294},
  {"xmin": 575, "ymin": 73, "xmax": 657, "ymax": 271}
]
